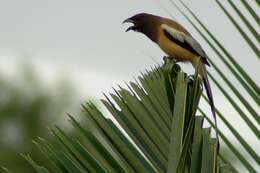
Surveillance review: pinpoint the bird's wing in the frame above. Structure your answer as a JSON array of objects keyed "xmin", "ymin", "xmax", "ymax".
[{"xmin": 161, "ymin": 24, "xmax": 207, "ymax": 58}]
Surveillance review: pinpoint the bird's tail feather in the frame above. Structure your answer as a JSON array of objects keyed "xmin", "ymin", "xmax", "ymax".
[{"xmin": 198, "ymin": 61, "xmax": 219, "ymax": 142}]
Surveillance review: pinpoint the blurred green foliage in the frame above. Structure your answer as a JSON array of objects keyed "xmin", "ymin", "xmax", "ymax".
[{"xmin": 0, "ymin": 63, "xmax": 77, "ymax": 173}]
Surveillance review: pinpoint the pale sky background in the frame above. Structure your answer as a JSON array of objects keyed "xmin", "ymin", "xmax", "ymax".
[{"xmin": 0, "ymin": 0, "xmax": 259, "ymax": 171}]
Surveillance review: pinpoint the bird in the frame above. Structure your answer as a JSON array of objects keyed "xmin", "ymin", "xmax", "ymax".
[{"xmin": 123, "ymin": 13, "xmax": 218, "ymax": 139}]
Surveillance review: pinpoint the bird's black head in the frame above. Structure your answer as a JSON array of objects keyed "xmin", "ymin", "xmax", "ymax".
[
  {"xmin": 123, "ymin": 13, "xmax": 161, "ymax": 42},
  {"xmin": 123, "ymin": 13, "xmax": 155, "ymax": 32}
]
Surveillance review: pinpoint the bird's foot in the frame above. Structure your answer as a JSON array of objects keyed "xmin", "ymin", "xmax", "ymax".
[
  {"xmin": 163, "ymin": 56, "xmax": 179, "ymax": 64},
  {"xmin": 163, "ymin": 56, "xmax": 169, "ymax": 63}
]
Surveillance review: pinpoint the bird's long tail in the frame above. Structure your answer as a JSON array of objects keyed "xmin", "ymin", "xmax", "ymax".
[{"xmin": 197, "ymin": 60, "xmax": 219, "ymax": 142}]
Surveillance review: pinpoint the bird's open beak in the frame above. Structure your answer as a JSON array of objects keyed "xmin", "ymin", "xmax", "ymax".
[
  {"xmin": 126, "ymin": 25, "xmax": 138, "ymax": 32},
  {"xmin": 122, "ymin": 18, "xmax": 133, "ymax": 24},
  {"xmin": 122, "ymin": 18, "xmax": 136, "ymax": 32}
]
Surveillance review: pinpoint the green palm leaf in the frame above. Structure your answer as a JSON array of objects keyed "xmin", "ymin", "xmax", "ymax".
[
  {"xmin": 240, "ymin": 0, "xmax": 260, "ymax": 24},
  {"xmin": 216, "ymin": 0, "xmax": 260, "ymax": 57},
  {"xmin": 224, "ymin": 0, "xmax": 259, "ymax": 43},
  {"xmin": 25, "ymin": 61, "xmax": 232, "ymax": 173}
]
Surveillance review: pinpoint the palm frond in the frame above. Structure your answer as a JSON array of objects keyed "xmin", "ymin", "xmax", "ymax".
[
  {"xmin": 215, "ymin": 0, "xmax": 260, "ymax": 57},
  {"xmin": 225, "ymin": 0, "xmax": 259, "ymax": 43},
  {"xmin": 25, "ymin": 61, "xmax": 232, "ymax": 173}
]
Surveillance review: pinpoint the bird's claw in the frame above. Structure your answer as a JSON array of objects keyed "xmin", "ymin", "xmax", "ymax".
[
  {"xmin": 163, "ymin": 56, "xmax": 179, "ymax": 64},
  {"xmin": 163, "ymin": 56, "xmax": 169, "ymax": 64}
]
